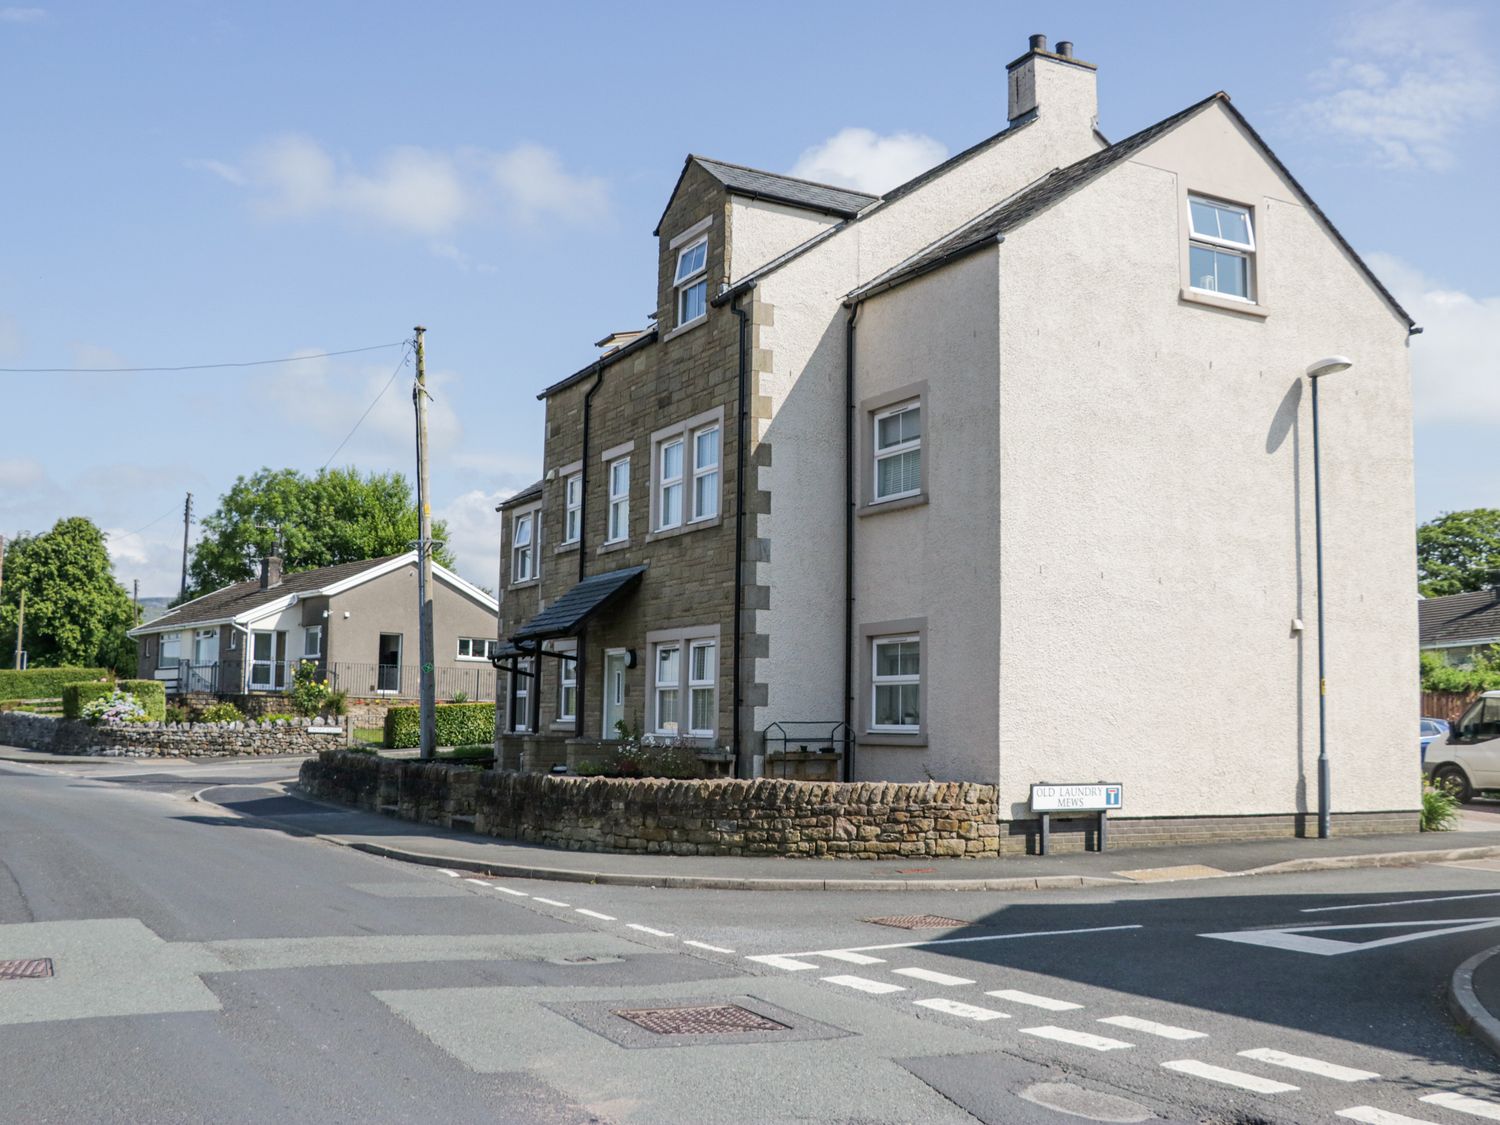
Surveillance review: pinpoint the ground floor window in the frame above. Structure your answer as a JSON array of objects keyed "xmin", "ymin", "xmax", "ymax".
[
  {"xmin": 557, "ymin": 650, "xmax": 577, "ymax": 724},
  {"xmin": 511, "ymin": 658, "xmax": 533, "ymax": 733},
  {"xmin": 648, "ymin": 627, "xmax": 718, "ymax": 739},
  {"xmin": 871, "ymin": 635, "xmax": 920, "ymax": 732}
]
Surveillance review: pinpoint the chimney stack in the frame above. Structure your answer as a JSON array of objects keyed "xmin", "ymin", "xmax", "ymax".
[
  {"xmin": 260, "ymin": 555, "xmax": 283, "ymax": 590},
  {"xmin": 1006, "ymin": 33, "xmax": 1098, "ymax": 134}
]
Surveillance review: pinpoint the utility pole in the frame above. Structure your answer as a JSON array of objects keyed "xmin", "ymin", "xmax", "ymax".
[
  {"xmin": 133, "ymin": 578, "xmax": 141, "ymax": 626},
  {"xmin": 180, "ymin": 492, "xmax": 193, "ymax": 601},
  {"xmin": 412, "ymin": 326, "xmax": 437, "ymax": 760},
  {"xmin": 13, "ymin": 587, "xmax": 24, "ymax": 670},
  {"xmin": 0, "ymin": 534, "xmax": 6, "ymax": 605}
]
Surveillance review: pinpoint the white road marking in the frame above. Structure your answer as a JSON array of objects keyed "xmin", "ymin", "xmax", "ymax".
[
  {"xmin": 463, "ymin": 878, "xmax": 492, "ymax": 886},
  {"xmin": 532, "ymin": 898, "xmax": 570, "ymax": 907},
  {"xmin": 777, "ymin": 924, "xmax": 1142, "ymax": 959},
  {"xmin": 574, "ymin": 909, "xmax": 616, "ymax": 921},
  {"xmin": 984, "ymin": 989, "xmax": 1083, "ymax": 1011},
  {"xmin": 914, "ymin": 998, "xmax": 1009, "ymax": 1021},
  {"xmin": 682, "ymin": 940, "xmax": 734, "ymax": 953},
  {"xmin": 1239, "ymin": 1048, "xmax": 1378, "ymax": 1081},
  {"xmin": 437, "ymin": 869, "xmax": 462, "ymax": 877},
  {"xmin": 1337, "ymin": 1107, "xmax": 1443, "ymax": 1125},
  {"xmin": 892, "ymin": 967, "xmax": 975, "ymax": 986},
  {"xmin": 1304, "ymin": 891, "xmax": 1500, "ymax": 913},
  {"xmin": 1098, "ymin": 1015, "xmax": 1207, "ymax": 1040},
  {"xmin": 492, "ymin": 886, "xmax": 529, "ymax": 897},
  {"xmin": 817, "ymin": 950, "xmax": 886, "ymax": 965},
  {"xmin": 1201, "ymin": 917, "xmax": 1500, "ymax": 956},
  {"xmin": 1020, "ymin": 1025, "xmax": 1132, "ymax": 1051},
  {"xmin": 626, "ymin": 924, "xmax": 674, "ymax": 937},
  {"xmin": 1420, "ymin": 1092, "xmax": 1500, "ymax": 1120},
  {"xmin": 1160, "ymin": 1060, "xmax": 1298, "ymax": 1094},
  {"xmin": 745, "ymin": 954, "xmax": 820, "ymax": 971},
  {"xmin": 821, "ymin": 974, "xmax": 907, "ymax": 994}
]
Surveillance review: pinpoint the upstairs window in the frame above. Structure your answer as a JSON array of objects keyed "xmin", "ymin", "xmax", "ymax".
[
  {"xmin": 1188, "ymin": 196, "xmax": 1255, "ymax": 302},
  {"xmin": 658, "ymin": 438, "xmax": 685, "ymax": 529},
  {"xmin": 674, "ymin": 237, "xmax": 708, "ymax": 327},
  {"xmin": 563, "ymin": 473, "xmax": 581, "ymax": 544},
  {"xmin": 511, "ymin": 510, "xmax": 537, "ymax": 583},
  {"xmin": 607, "ymin": 457, "xmax": 630, "ymax": 543},
  {"xmin": 873, "ymin": 402, "xmax": 921, "ymax": 502},
  {"xmin": 692, "ymin": 425, "xmax": 720, "ymax": 521},
  {"xmin": 652, "ymin": 415, "xmax": 722, "ymax": 531}
]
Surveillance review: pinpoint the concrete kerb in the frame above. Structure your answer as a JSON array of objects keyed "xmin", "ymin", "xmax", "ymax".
[
  {"xmin": 1448, "ymin": 944, "xmax": 1500, "ymax": 1061},
  {"xmin": 190, "ymin": 782, "xmax": 1500, "ymax": 894}
]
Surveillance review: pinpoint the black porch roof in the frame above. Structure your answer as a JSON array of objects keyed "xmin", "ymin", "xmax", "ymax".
[{"xmin": 510, "ymin": 565, "xmax": 646, "ymax": 643}]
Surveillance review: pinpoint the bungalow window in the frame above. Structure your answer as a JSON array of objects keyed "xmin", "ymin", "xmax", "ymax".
[
  {"xmin": 674, "ymin": 236, "xmax": 708, "ymax": 327},
  {"xmin": 457, "ymin": 637, "xmax": 499, "ymax": 661},
  {"xmin": 512, "ymin": 509, "xmax": 537, "ymax": 583},
  {"xmin": 157, "ymin": 632, "xmax": 181, "ymax": 669},
  {"xmin": 873, "ymin": 402, "xmax": 922, "ymax": 502},
  {"xmin": 607, "ymin": 457, "xmax": 630, "ymax": 543},
  {"xmin": 563, "ymin": 472, "xmax": 582, "ymax": 544},
  {"xmin": 1188, "ymin": 195, "xmax": 1255, "ymax": 302},
  {"xmin": 871, "ymin": 635, "xmax": 920, "ymax": 732},
  {"xmin": 303, "ymin": 626, "xmax": 322, "ymax": 659}
]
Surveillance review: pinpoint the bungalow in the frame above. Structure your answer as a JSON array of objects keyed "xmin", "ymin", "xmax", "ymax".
[{"xmin": 1420, "ymin": 589, "xmax": 1500, "ymax": 668}]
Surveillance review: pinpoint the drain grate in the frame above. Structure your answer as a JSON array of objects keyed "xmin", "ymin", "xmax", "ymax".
[
  {"xmin": 0, "ymin": 958, "xmax": 54, "ymax": 980},
  {"xmin": 864, "ymin": 914, "xmax": 971, "ymax": 930},
  {"xmin": 613, "ymin": 1003, "xmax": 789, "ymax": 1035}
]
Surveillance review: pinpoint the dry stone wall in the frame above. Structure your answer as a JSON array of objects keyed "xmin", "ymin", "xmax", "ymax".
[
  {"xmin": 0, "ymin": 711, "xmax": 349, "ymax": 757},
  {"xmin": 299, "ymin": 750, "xmax": 1001, "ymax": 858}
]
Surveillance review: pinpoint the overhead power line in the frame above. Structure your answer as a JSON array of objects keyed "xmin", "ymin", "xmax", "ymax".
[
  {"xmin": 0, "ymin": 340, "xmax": 407, "ymax": 374},
  {"xmin": 321, "ymin": 342, "xmax": 413, "ymax": 470}
]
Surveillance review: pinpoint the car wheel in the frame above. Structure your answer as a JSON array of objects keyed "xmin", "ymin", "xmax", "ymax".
[{"xmin": 1434, "ymin": 764, "xmax": 1474, "ymax": 804}]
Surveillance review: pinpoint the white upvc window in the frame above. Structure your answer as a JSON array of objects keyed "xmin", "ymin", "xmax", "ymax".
[
  {"xmin": 873, "ymin": 402, "xmax": 921, "ymax": 502},
  {"xmin": 657, "ymin": 437, "xmax": 685, "ymax": 530},
  {"xmin": 457, "ymin": 637, "xmax": 498, "ymax": 661},
  {"xmin": 511, "ymin": 509, "xmax": 537, "ymax": 583},
  {"xmin": 674, "ymin": 236, "xmax": 708, "ymax": 327},
  {"xmin": 511, "ymin": 658, "xmax": 532, "ymax": 733},
  {"xmin": 1188, "ymin": 195, "xmax": 1255, "ymax": 302},
  {"xmin": 653, "ymin": 643, "xmax": 681, "ymax": 735},
  {"xmin": 558, "ymin": 651, "xmax": 577, "ymax": 723},
  {"xmin": 691, "ymin": 424, "xmax": 720, "ymax": 521},
  {"xmin": 688, "ymin": 639, "xmax": 715, "ymax": 737},
  {"xmin": 562, "ymin": 472, "xmax": 582, "ymax": 544},
  {"xmin": 871, "ymin": 635, "xmax": 920, "ymax": 732},
  {"xmin": 157, "ymin": 631, "xmax": 181, "ymax": 668},
  {"xmin": 607, "ymin": 457, "xmax": 630, "ymax": 543},
  {"xmin": 303, "ymin": 625, "xmax": 322, "ymax": 659}
]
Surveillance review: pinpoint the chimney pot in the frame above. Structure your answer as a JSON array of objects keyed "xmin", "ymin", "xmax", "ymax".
[
  {"xmin": 1056, "ymin": 40, "xmax": 1073, "ymax": 57},
  {"xmin": 1029, "ymin": 33, "xmax": 1047, "ymax": 52},
  {"xmin": 260, "ymin": 555, "xmax": 283, "ymax": 590}
]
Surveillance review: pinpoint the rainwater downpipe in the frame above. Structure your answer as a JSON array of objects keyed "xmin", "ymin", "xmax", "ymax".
[
  {"xmin": 577, "ymin": 366, "xmax": 604, "ymax": 739},
  {"xmin": 843, "ymin": 301, "xmax": 860, "ymax": 783},
  {"xmin": 729, "ymin": 285, "xmax": 755, "ymax": 778}
]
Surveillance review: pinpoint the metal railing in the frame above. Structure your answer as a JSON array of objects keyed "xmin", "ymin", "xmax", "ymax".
[
  {"xmin": 762, "ymin": 720, "xmax": 853, "ymax": 781},
  {"xmin": 324, "ymin": 662, "xmax": 497, "ymax": 702}
]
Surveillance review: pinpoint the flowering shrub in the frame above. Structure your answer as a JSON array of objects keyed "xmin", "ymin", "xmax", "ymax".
[
  {"xmin": 199, "ymin": 701, "xmax": 244, "ymax": 723},
  {"xmin": 289, "ymin": 661, "xmax": 347, "ymax": 716},
  {"xmin": 79, "ymin": 690, "xmax": 147, "ymax": 725},
  {"xmin": 574, "ymin": 723, "xmax": 704, "ymax": 779}
]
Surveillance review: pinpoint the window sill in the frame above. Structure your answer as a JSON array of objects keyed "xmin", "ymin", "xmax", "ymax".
[
  {"xmin": 554, "ymin": 541, "xmax": 580, "ymax": 555},
  {"xmin": 508, "ymin": 577, "xmax": 540, "ymax": 591},
  {"xmin": 455, "ymin": 656, "xmax": 493, "ymax": 663},
  {"xmin": 663, "ymin": 314, "xmax": 707, "ymax": 342},
  {"xmin": 1178, "ymin": 287, "xmax": 1269, "ymax": 319},
  {"xmin": 859, "ymin": 492, "xmax": 928, "ymax": 517},
  {"xmin": 597, "ymin": 539, "xmax": 631, "ymax": 556},
  {"xmin": 646, "ymin": 515, "xmax": 723, "ymax": 543},
  {"xmin": 860, "ymin": 731, "xmax": 927, "ymax": 748},
  {"xmin": 550, "ymin": 720, "xmax": 577, "ymax": 733}
]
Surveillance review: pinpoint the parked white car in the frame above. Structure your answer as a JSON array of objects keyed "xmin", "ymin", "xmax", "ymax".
[{"xmin": 1425, "ymin": 690, "xmax": 1500, "ymax": 803}]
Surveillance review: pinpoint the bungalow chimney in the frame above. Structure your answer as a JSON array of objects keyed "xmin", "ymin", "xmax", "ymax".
[
  {"xmin": 1006, "ymin": 33, "xmax": 1098, "ymax": 132},
  {"xmin": 260, "ymin": 555, "xmax": 283, "ymax": 589}
]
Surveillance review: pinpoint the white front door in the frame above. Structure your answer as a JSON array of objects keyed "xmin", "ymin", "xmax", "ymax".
[
  {"xmin": 249, "ymin": 631, "xmax": 275, "ymax": 689},
  {"xmin": 602, "ymin": 650, "xmax": 627, "ymax": 739}
]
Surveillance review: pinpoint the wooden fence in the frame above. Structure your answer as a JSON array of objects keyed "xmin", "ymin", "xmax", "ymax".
[{"xmin": 1422, "ymin": 691, "xmax": 1482, "ymax": 723}]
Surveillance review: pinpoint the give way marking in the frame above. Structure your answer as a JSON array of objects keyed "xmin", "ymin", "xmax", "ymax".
[{"xmin": 1201, "ymin": 916, "xmax": 1500, "ymax": 956}]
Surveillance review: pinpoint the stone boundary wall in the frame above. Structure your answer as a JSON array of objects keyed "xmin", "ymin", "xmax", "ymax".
[
  {"xmin": 0, "ymin": 711, "xmax": 349, "ymax": 758},
  {"xmin": 300, "ymin": 751, "xmax": 1001, "ymax": 858}
]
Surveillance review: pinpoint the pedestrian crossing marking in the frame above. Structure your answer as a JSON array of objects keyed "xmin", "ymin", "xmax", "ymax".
[
  {"xmin": 913, "ymin": 998, "xmax": 1009, "ymax": 1021},
  {"xmin": 892, "ymin": 967, "xmax": 975, "ymax": 986},
  {"xmin": 1161, "ymin": 1060, "xmax": 1298, "ymax": 1094},
  {"xmin": 985, "ymin": 989, "xmax": 1082, "ymax": 1011},
  {"xmin": 1099, "ymin": 1015, "xmax": 1206, "ymax": 1040},
  {"xmin": 821, "ymin": 974, "xmax": 906, "ymax": 994},
  {"xmin": 1240, "ymin": 1048, "xmax": 1377, "ymax": 1082},
  {"xmin": 1020, "ymin": 1025, "xmax": 1132, "ymax": 1051}
]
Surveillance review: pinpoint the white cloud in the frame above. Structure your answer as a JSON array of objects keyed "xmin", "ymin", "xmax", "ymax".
[
  {"xmin": 436, "ymin": 488, "xmax": 514, "ymax": 588},
  {"xmin": 789, "ymin": 128, "xmax": 948, "ymax": 194},
  {"xmin": 192, "ymin": 136, "xmax": 608, "ymax": 237},
  {"xmin": 1368, "ymin": 252, "xmax": 1500, "ymax": 422},
  {"xmin": 104, "ymin": 525, "xmax": 182, "ymax": 596},
  {"xmin": 1301, "ymin": 0, "xmax": 1499, "ymax": 171},
  {"xmin": 0, "ymin": 8, "xmax": 45, "ymax": 23}
]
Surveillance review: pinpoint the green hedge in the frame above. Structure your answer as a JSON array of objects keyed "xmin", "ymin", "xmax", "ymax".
[
  {"xmin": 383, "ymin": 703, "xmax": 495, "ymax": 749},
  {"xmin": 0, "ymin": 667, "xmax": 112, "ymax": 702},
  {"xmin": 61, "ymin": 679, "xmax": 167, "ymax": 721}
]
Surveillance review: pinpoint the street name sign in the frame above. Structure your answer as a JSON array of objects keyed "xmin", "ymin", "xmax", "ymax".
[{"xmin": 1030, "ymin": 784, "xmax": 1123, "ymax": 813}]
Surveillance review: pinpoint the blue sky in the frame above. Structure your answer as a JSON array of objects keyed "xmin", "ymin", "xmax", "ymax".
[{"xmin": 1, "ymin": 0, "xmax": 1496, "ymax": 594}]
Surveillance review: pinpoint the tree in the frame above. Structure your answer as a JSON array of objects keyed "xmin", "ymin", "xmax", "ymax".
[
  {"xmin": 183, "ymin": 467, "xmax": 455, "ymax": 600},
  {"xmin": 1418, "ymin": 509, "xmax": 1500, "ymax": 597},
  {"xmin": 0, "ymin": 517, "xmax": 135, "ymax": 670}
]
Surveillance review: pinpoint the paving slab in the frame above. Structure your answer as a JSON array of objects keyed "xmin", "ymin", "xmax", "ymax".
[{"xmin": 193, "ymin": 782, "xmax": 1500, "ymax": 892}]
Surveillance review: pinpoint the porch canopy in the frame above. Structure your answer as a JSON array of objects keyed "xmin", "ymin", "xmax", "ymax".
[{"xmin": 510, "ymin": 565, "xmax": 646, "ymax": 645}]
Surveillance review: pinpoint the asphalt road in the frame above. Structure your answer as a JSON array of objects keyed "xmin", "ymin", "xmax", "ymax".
[{"xmin": 3, "ymin": 758, "xmax": 1499, "ymax": 1124}]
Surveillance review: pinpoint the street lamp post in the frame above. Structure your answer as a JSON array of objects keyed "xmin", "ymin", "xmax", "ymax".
[{"xmin": 1306, "ymin": 355, "xmax": 1353, "ymax": 841}]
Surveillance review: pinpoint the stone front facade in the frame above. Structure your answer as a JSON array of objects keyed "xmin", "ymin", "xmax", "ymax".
[{"xmin": 0, "ymin": 710, "xmax": 348, "ymax": 757}]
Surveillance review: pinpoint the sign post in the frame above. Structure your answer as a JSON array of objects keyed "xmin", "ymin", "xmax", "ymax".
[{"xmin": 1029, "ymin": 783, "xmax": 1123, "ymax": 856}]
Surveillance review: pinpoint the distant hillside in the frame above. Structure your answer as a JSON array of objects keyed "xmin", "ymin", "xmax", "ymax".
[{"xmin": 135, "ymin": 597, "xmax": 174, "ymax": 624}]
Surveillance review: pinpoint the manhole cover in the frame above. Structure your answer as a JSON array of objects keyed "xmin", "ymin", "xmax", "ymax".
[
  {"xmin": 864, "ymin": 914, "xmax": 970, "ymax": 930},
  {"xmin": 613, "ymin": 1004, "xmax": 789, "ymax": 1035},
  {"xmin": 0, "ymin": 958, "xmax": 53, "ymax": 980}
]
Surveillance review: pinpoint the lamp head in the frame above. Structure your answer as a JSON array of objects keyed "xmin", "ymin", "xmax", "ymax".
[{"xmin": 1306, "ymin": 356, "xmax": 1353, "ymax": 379}]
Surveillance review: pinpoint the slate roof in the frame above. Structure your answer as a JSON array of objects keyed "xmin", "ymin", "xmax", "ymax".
[
  {"xmin": 653, "ymin": 156, "xmax": 878, "ymax": 236},
  {"xmin": 497, "ymin": 480, "xmax": 545, "ymax": 510},
  {"xmin": 844, "ymin": 93, "xmax": 1415, "ymax": 329},
  {"xmin": 134, "ymin": 554, "xmax": 409, "ymax": 633},
  {"xmin": 1420, "ymin": 589, "xmax": 1500, "ymax": 646},
  {"xmin": 511, "ymin": 565, "xmax": 647, "ymax": 643}
]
